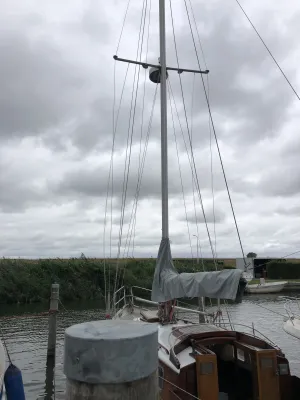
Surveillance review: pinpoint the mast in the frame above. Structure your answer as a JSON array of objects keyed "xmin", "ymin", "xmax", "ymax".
[{"xmin": 159, "ymin": 0, "xmax": 169, "ymax": 239}]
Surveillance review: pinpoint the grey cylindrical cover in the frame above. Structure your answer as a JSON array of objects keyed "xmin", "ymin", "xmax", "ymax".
[{"xmin": 64, "ymin": 320, "xmax": 158, "ymax": 384}]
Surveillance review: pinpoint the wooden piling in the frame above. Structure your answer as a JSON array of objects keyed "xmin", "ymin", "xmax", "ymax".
[
  {"xmin": 47, "ymin": 283, "xmax": 59, "ymax": 358},
  {"xmin": 64, "ymin": 320, "xmax": 158, "ymax": 400}
]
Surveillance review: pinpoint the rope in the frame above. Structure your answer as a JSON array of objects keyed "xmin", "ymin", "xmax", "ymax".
[
  {"xmin": 169, "ymin": 390, "xmax": 184, "ymax": 400},
  {"xmin": 183, "ymin": 0, "xmax": 247, "ymax": 268},
  {"xmin": 234, "ymin": 0, "xmax": 300, "ymax": 102},
  {"xmin": 246, "ymin": 301, "xmax": 287, "ymax": 318},
  {"xmin": 0, "ymin": 326, "xmax": 12, "ymax": 364}
]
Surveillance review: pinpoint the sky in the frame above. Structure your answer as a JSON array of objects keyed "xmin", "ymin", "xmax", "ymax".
[{"xmin": 1, "ymin": 0, "xmax": 300, "ymax": 259}]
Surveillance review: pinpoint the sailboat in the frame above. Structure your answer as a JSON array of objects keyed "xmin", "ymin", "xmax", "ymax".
[
  {"xmin": 106, "ymin": 0, "xmax": 300, "ymax": 398},
  {"xmin": 245, "ymin": 278, "xmax": 288, "ymax": 294}
]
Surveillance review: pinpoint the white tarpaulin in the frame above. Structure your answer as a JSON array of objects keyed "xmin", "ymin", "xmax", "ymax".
[{"xmin": 151, "ymin": 238, "xmax": 243, "ymax": 302}]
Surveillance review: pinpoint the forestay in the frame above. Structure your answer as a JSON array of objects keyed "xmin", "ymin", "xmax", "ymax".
[{"xmin": 152, "ymin": 238, "xmax": 242, "ymax": 302}]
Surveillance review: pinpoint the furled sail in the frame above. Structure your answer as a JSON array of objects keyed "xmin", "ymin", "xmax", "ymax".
[{"xmin": 152, "ymin": 238, "xmax": 243, "ymax": 303}]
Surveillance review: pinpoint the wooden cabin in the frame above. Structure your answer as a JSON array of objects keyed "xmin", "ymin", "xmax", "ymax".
[{"xmin": 156, "ymin": 323, "xmax": 300, "ymax": 400}]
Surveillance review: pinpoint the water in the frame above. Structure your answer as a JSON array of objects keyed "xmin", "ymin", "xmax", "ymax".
[{"xmin": 1, "ymin": 294, "xmax": 300, "ymax": 400}]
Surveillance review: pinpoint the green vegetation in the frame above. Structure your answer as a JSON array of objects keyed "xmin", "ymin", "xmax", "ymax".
[
  {"xmin": 3, "ymin": 256, "xmax": 299, "ymax": 304},
  {"xmin": 267, "ymin": 261, "xmax": 300, "ymax": 280},
  {"xmin": 0, "ymin": 257, "xmax": 232, "ymax": 304},
  {"xmin": 246, "ymin": 252, "xmax": 257, "ymax": 258}
]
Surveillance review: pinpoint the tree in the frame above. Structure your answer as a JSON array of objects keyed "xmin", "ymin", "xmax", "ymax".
[{"xmin": 247, "ymin": 252, "xmax": 257, "ymax": 258}]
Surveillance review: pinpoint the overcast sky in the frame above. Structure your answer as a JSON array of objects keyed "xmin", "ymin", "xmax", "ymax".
[{"xmin": 1, "ymin": 0, "xmax": 300, "ymax": 259}]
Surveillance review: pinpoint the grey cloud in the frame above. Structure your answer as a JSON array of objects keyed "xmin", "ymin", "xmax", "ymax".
[
  {"xmin": 178, "ymin": 207, "xmax": 226, "ymax": 224},
  {"xmin": 0, "ymin": 32, "xmax": 87, "ymax": 139},
  {"xmin": 164, "ymin": 2, "xmax": 298, "ymax": 147},
  {"xmin": 0, "ymin": 158, "xmax": 48, "ymax": 212},
  {"xmin": 1, "ymin": 0, "xmax": 300, "ymax": 258},
  {"xmin": 275, "ymin": 205, "xmax": 300, "ymax": 216},
  {"xmin": 51, "ymin": 142, "xmax": 229, "ymax": 203}
]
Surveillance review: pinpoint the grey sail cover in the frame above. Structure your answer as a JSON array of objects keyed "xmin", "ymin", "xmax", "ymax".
[{"xmin": 151, "ymin": 238, "xmax": 242, "ymax": 302}]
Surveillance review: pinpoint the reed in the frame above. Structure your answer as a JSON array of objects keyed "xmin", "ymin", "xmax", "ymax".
[{"xmin": 0, "ymin": 256, "xmax": 233, "ymax": 304}]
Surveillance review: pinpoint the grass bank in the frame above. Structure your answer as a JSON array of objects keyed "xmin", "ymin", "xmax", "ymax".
[{"xmin": 0, "ymin": 257, "xmax": 232, "ymax": 304}]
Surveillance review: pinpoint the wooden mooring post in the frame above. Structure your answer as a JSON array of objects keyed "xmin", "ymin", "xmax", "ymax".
[
  {"xmin": 47, "ymin": 283, "xmax": 59, "ymax": 358},
  {"xmin": 64, "ymin": 320, "xmax": 158, "ymax": 400}
]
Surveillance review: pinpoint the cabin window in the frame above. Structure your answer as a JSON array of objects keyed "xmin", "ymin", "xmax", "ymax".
[
  {"xmin": 237, "ymin": 349, "xmax": 245, "ymax": 362},
  {"xmin": 278, "ymin": 363, "xmax": 289, "ymax": 375},
  {"xmin": 158, "ymin": 365, "xmax": 164, "ymax": 389},
  {"xmin": 261, "ymin": 357, "xmax": 273, "ymax": 369},
  {"xmin": 200, "ymin": 362, "xmax": 214, "ymax": 375}
]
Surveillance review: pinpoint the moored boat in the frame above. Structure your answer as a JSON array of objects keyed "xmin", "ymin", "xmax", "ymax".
[
  {"xmin": 283, "ymin": 318, "xmax": 300, "ymax": 340},
  {"xmin": 246, "ymin": 279, "xmax": 287, "ymax": 294},
  {"xmin": 106, "ymin": 0, "xmax": 300, "ymax": 398}
]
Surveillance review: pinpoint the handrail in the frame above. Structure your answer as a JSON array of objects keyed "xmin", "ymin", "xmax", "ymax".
[
  {"xmin": 115, "ymin": 295, "xmax": 126, "ymax": 306},
  {"xmin": 114, "ymin": 285, "xmax": 126, "ymax": 295},
  {"xmin": 131, "ymin": 286, "xmax": 152, "ymax": 292},
  {"xmin": 220, "ymin": 322, "xmax": 280, "ymax": 349},
  {"xmin": 133, "ymin": 296, "xmax": 209, "ymax": 316}
]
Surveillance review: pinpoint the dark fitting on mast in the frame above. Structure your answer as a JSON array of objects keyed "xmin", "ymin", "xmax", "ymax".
[{"xmin": 149, "ymin": 57, "xmax": 168, "ymax": 84}]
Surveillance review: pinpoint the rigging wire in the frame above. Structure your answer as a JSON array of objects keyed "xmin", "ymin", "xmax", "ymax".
[
  {"xmin": 121, "ymin": 0, "xmax": 149, "ymax": 259},
  {"xmin": 188, "ymin": 0, "xmax": 218, "ymax": 257},
  {"xmin": 123, "ymin": 85, "xmax": 158, "ymax": 259},
  {"xmin": 183, "ymin": 0, "xmax": 247, "ymax": 267},
  {"xmin": 115, "ymin": 0, "xmax": 132, "ymax": 55},
  {"xmin": 234, "ymin": 0, "xmax": 300, "ymax": 102},
  {"xmin": 131, "ymin": 0, "xmax": 152, "ymax": 257},
  {"xmin": 169, "ymin": 0, "xmax": 218, "ymax": 269},
  {"xmin": 120, "ymin": 84, "xmax": 159, "ymax": 289},
  {"xmin": 246, "ymin": 249, "xmax": 300, "ymax": 273},
  {"xmin": 130, "ymin": 68, "xmax": 147, "ymax": 258},
  {"xmin": 167, "ymin": 80, "xmax": 204, "ymax": 246},
  {"xmin": 190, "ymin": 74, "xmax": 205, "ymax": 270},
  {"xmin": 169, "ymin": 86, "xmax": 194, "ymax": 260},
  {"xmin": 114, "ymin": 0, "xmax": 148, "ymax": 293},
  {"xmin": 190, "ymin": 73, "xmax": 203, "ymax": 268},
  {"xmin": 104, "ymin": 0, "xmax": 133, "ymax": 307},
  {"xmin": 103, "ymin": 62, "xmax": 130, "ymax": 306},
  {"xmin": 167, "ymin": 79, "xmax": 209, "ymax": 261},
  {"xmin": 168, "ymin": 79, "xmax": 215, "ymax": 310}
]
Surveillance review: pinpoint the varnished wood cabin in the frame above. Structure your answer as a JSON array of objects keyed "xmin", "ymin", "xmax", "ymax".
[{"xmin": 137, "ymin": 307, "xmax": 300, "ymax": 400}]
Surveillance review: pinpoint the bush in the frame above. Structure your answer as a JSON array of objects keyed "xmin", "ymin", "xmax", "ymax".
[
  {"xmin": 0, "ymin": 257, "xmax": 232, "ymax": 304},
  {"xmin": 267, "ymin": 261, "xmax": 300, "ymax": 279}
]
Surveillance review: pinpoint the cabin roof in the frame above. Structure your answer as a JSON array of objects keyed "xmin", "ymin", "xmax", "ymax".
[{"xmin": 158, "ymin": 323, "xmax": 225, "ymax": 373}]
